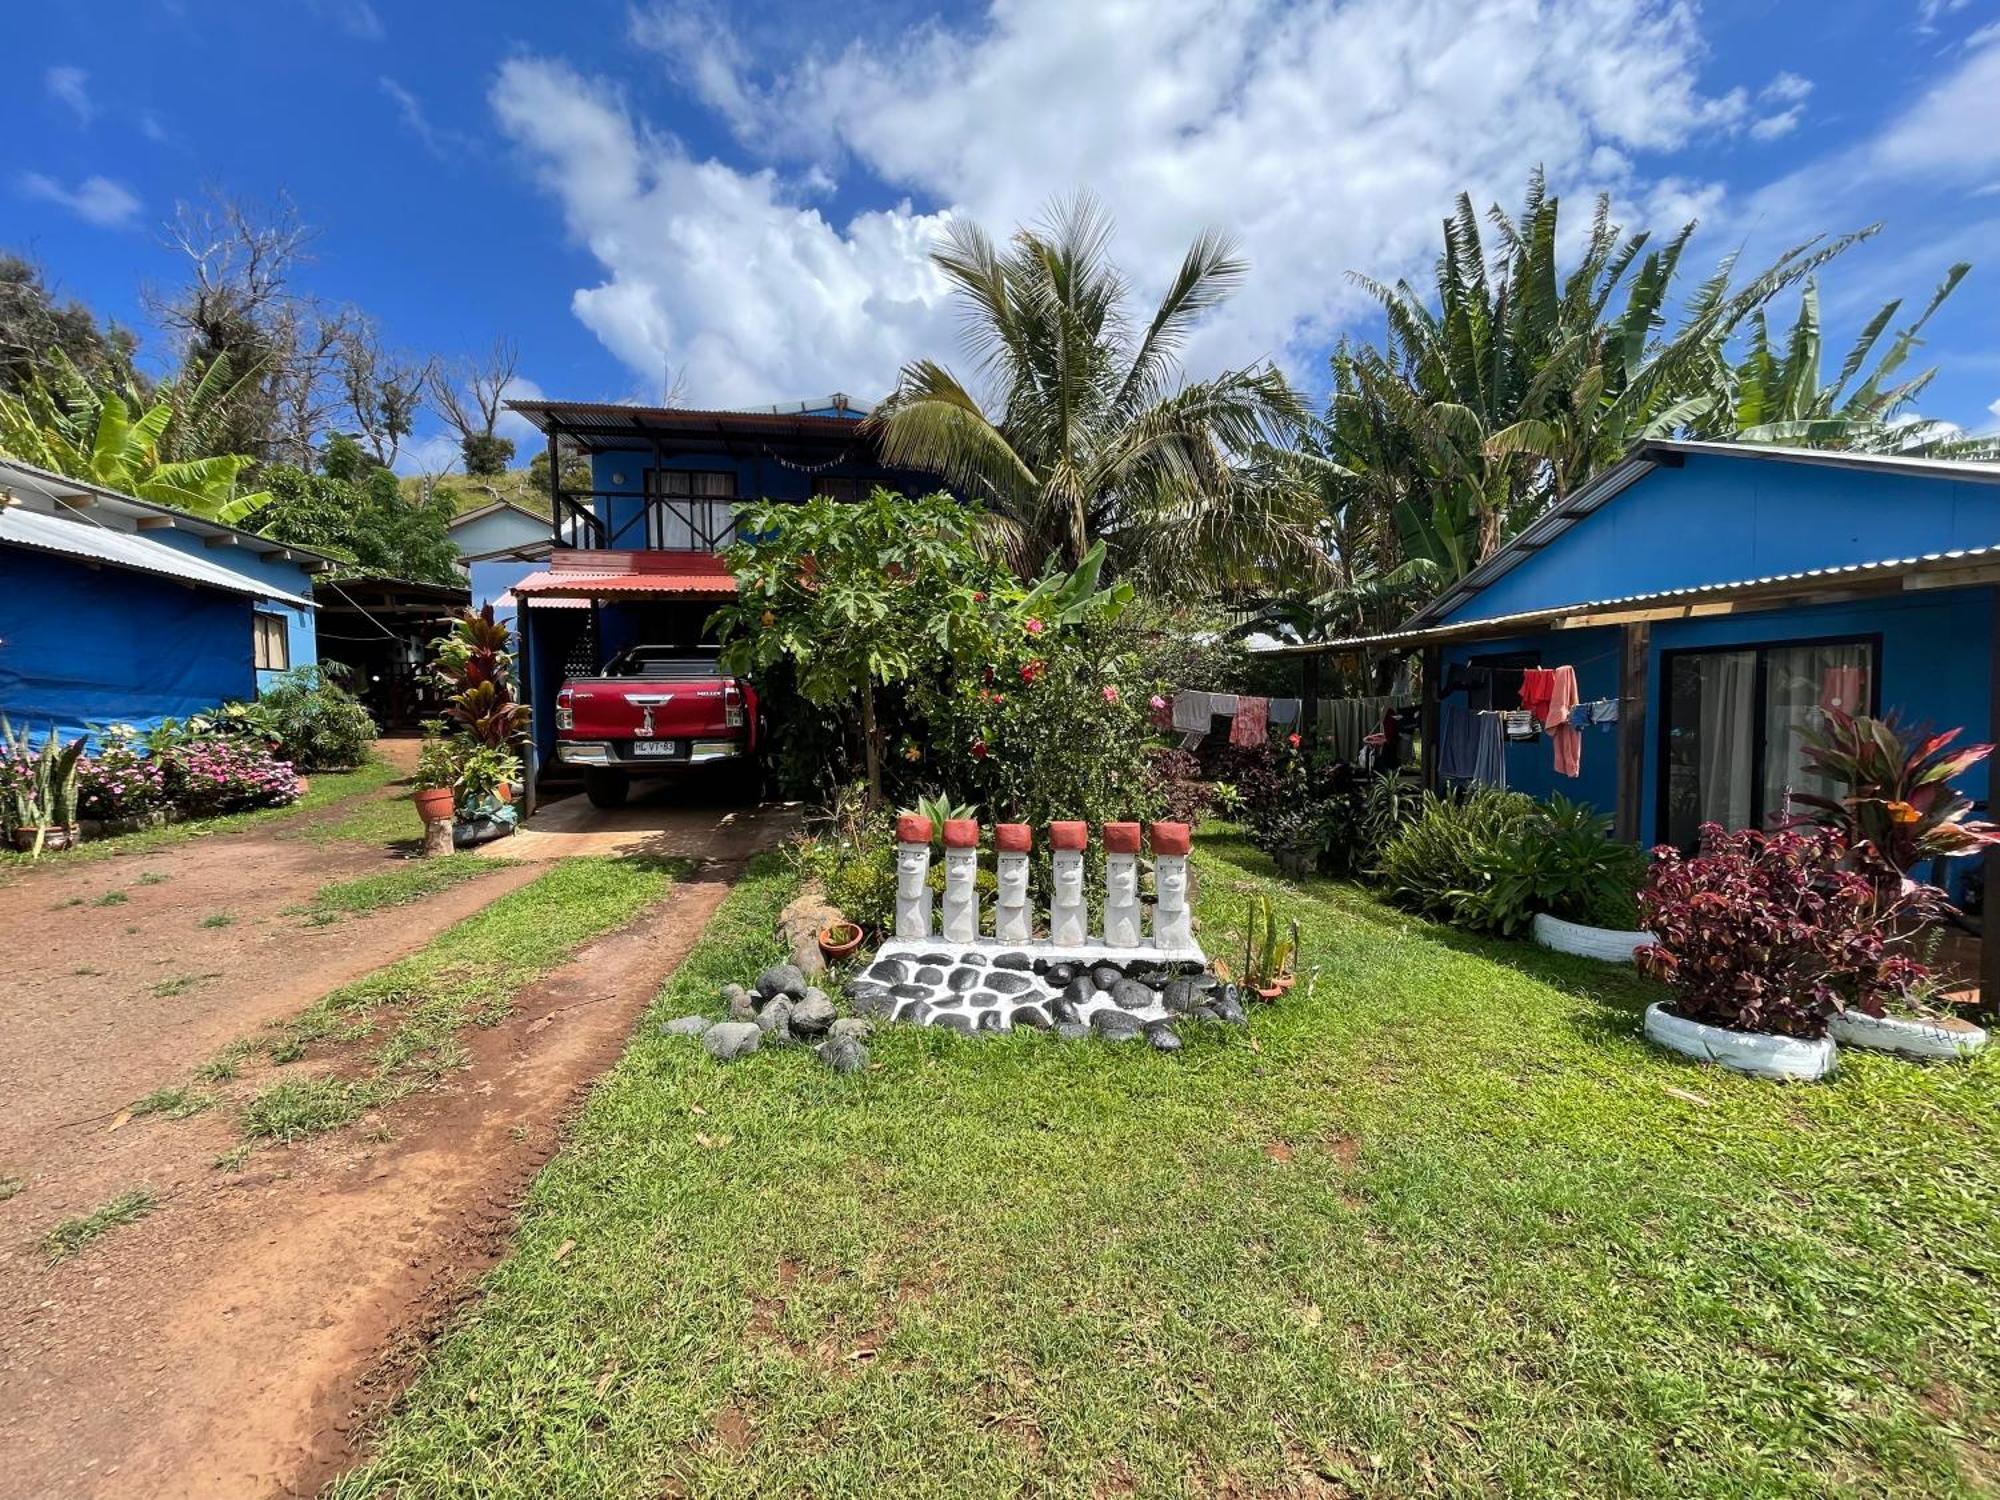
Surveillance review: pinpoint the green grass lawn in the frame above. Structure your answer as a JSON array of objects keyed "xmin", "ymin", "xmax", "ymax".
[{"xmin": 335, "ymin": 836, "xmax": 1999, "ymax": 1499}]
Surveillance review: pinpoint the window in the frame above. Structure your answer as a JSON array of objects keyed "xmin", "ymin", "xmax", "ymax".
[
  {"xmin": 646, "ymin": 469, "xmax": 737, "ymax": 549},
  {"xmin": 254, "ymin": 612, "xmax": 290, "ymax": 672},
  {"xmin": 811, "ymin": 475, "xmax": 886, "ymax": 502},
  {"xmin": 1660, "ymin": 636, "xmax": 1877, "ymax": 850}
]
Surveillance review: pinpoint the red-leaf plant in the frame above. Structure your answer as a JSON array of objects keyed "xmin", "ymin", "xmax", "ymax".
[
  {"xmin": 1637, "ymin": 824, "xmax": 1947, "ymax": 1038},
  {"xmin": 1784, "ymin": 710, "xmax": 2000, "ymax": 878},
  {"xmin": 433, "ymin": 605, "xmax": 530, "ymax": 749}
]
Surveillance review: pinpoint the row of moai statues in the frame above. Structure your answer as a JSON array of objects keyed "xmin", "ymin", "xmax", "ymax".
[{"xmin": 894, "ymin": 817, "xmax": 1194, "ymax": 949}]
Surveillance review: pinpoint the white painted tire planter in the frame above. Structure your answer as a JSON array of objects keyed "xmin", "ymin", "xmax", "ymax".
[
  {"xmin": 1533, "ymin": 912, "xmax": 1657, "ymax": 964},
  {"xmin": 1828, "ymin": 1009, "xmax": 1988, "ymax": 1061},
  {"xmin": 1643, "ymin": 1003, "xmax": 1838, "ymax": 1081}
]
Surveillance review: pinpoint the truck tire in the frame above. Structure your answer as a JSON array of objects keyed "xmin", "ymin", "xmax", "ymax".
[{"xmin": 585, "ymin": 769, "xmax": 630, "ymax": 809}]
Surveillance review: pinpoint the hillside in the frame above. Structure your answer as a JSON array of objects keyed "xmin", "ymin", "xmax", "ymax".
[{"xmin": 399, "ymin": 468, "xmax": 552, "ymax": 519}]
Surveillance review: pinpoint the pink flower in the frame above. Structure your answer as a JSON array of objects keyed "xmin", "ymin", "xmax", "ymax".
[
  {"xmin": 1024, "ymin": 617, "xmax": 1044, "ymax": 636},
  {"xmin": 1149, "ymin": 694, "xmax": 1167, "ymax": 710},
  {"xmin": 1019, "ymin": 659, "xmax": 1046, "ymax": 684},
  {"xmin": 1101, "ymin": 685, "xmax": 1120, "ymax": 703},
  {"xmin": 1288, "ymin": 732, "xmax": 1302, "ymax": 747}
]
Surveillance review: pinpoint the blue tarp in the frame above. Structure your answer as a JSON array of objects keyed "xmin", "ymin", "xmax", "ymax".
[{"xmin": 0, "ymin": 546, "xmax": 257, "ymax": 744}]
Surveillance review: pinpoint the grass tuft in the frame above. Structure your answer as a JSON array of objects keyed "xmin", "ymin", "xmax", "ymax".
[
  {"xmin": 289, "ymin": 856, "xmax": 503, "ymax": 926},
  {"xmin": 199, "ymin": 912, "xmax": 236, "ymax": 929},
  {"xmin": 130, "ymin": 1086, "xmax": 216, "ymax": 1120},
  {"xmin": 41, "ymin": 1189, "xmax": 157, "ymax": 1261},
  {"xmin": 92, "ymin": 890, "xmax": 129, "ymax": 907}
]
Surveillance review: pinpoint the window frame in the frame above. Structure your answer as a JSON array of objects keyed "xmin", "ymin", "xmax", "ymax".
[
  {"xmin": 1655, "ymin": 631, "xmax": 1882, "ymax": 849},
  {"xmin": 253, "ymin": 610, "xmax": 291, "ymax": 673},
  {"xmin": 645, "ymin": 468, "xmax": 738, "ymax": 550}
]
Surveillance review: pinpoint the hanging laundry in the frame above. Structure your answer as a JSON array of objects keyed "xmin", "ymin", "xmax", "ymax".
[
  {"xmin": 1170, "ymin": 691, "xmax": 1213, "ymax": 732},
  {"xmin": 1210, "ymin": 693, "xmax": 1240, "ymax": 716},
  {"xmin": 1268, "ymin": 698, "xmax": 1301, "ymax": 727},
  {"xmin": 1439, "ymin": 702, "xmax": 1481, "ymax": 783},
  {"xmin": 1471, "ymin": 711, "xmax": 1508, "ymax": 788},
  {"xmin": 1589, "ymin": 698, "xmax": 1619, "ymax": 727},
  {"xmin": 1229, "ymin": 695, "xmax": 1270, "ymax": 747},
  {"xmin": 1501, "ymin": 710, "xmax": 1539, "ymax": 742},
  {"xmin": 1518, "ymin": 667, "xmax": 1557, "ymax": 726},
  {"xmin": 1545, "ymin": 665, "xmax": 1581, "ymax": 777}
]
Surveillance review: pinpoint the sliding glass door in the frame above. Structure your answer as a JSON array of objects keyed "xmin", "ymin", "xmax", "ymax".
[{"xmin": 1661, "ymin": 637, "xmax": 1876, "ymax": 850}]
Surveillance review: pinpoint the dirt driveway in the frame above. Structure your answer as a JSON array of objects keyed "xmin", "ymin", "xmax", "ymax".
[{"xmin": 0, "ymin": 761, "xmax": 791, "ymax": 1499}]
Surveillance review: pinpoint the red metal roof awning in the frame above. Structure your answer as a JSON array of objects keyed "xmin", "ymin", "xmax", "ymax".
[{"xmin": 512, "ymin": 549, "xmax": 739, "ymax": 601}]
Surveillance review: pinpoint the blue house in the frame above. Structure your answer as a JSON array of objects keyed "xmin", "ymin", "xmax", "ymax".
[
  {"xmin": 447, "ymin": 499, "xmax": 555, "ymax": 629},
  {"xmin": 0, "ymin": 455, "xmax": 332, "ymax": 742},
  {"xmin": 502, "ymin": 395, "xmax": 942, "ymax": 778}
]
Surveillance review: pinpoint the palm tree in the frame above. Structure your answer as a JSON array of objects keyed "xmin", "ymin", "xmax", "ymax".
[
  {"xmin": 870, "ymin": 195, "xmax": 1318, "ymax": 590},
  {"xmin": 1699, "ymin": 266, "xmax": 1998, "ymax": 459},
  {"xmin": 1328, "ymin": 171, "xmax": 1876, "ymax": 580},
  {"xmin": 0, "ymin": 349, "xmax": 268, "ymax": 519}
]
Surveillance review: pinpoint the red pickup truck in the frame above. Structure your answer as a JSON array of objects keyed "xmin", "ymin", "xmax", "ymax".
[{"xmin": 554, "ymin": 644, "xmax": 759, "ymax": 807}]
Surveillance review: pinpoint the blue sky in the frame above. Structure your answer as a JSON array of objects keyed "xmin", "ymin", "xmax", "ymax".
[{"xmin": 8, "ymin": 0, "xmax": 1999, "ymax": 473}]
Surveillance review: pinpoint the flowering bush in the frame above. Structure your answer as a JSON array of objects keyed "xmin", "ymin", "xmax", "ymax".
[
  {"xmin": 165, "ymin": 738, "xmax": 302, "ymax": 816},
  {"xmin": 77, "ymin": 743, "xmax": 168, "ymax": 820},
  {"xmin": 1147, "ymin": 747, "xmax": 1214, "ymax": 826},
  {"xmin": 1637, "ymin": 824, "xmax": 1947, "ymax": 1038}
]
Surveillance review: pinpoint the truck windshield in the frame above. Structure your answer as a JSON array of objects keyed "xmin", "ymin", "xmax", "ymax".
[{"xmin": 601, "ymin": 646, "xmax": 723, "ymax": 679}]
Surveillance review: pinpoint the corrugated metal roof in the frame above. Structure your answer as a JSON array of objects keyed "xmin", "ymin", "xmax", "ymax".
[
  {"xmin": 1403, "ymin": 440, "xmax": 2000, "ymax": 631},
  {"xmin": 505, "ymin": 399, "xmax": 871, "ymax": 440},
  {"xmin": 0, "ymin": 504, "xmax": 315, "ymax": 607},
  {"xmin": 1263, "ymin": 540, "xmax": 2000, "ymax": 656},
  {"xmin": 513, "ymin": 548, "xmax": 738, "ymax": 600}
]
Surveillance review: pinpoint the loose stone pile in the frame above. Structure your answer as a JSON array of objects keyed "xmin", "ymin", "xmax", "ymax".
[{"xmin": 661, "ymin": 962, "xmax": 875, "ymax": 1073}]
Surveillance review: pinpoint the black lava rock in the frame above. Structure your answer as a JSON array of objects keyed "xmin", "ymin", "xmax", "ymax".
[
  {"xmin": 1124, "ymin": 965, "xmax": 1173, "ymax": 988},
  {"xmin": 850, "ymin": 990, "xmax": 897, "ymax": 1019},
  {"xmin": 1042, "ymin": 961, "xmax": 1081, "ymax": 987},
  {"xmin": 844, "ymin": 978, "xmax": 891, "ymax": 1001},
  {"xmin": 1089, "ymin": 964, "xmax": 1124, "ymax": 992},
  {"xmin": 1145, "ymin": 1022, "xmax": 1183, "ymax": 1052},
  {"xmin": 1047, "ymin": 995, "xmax": 1081, "ymax": 1024},
  {"xmin": 992, "ymin": 951, "xmax": 1034, "ymax": 971},
  {"xmin": 867, "ymin": 958, "xmax": 909, "ymax": 984},
  {"xmin": 966, "ymin": 990, "xmax": 1004, "ymax": 1008},
  {"xmin": 1056, "ymin": 1021, "xmax": 1092, "ymax": 1040},
  {"xmin": 1161, "ymin": 978, "xmax": 1201, "ymax": 1014},
  {"xmin": 934, "ymin": 1011, "xmax": 974, "ymax": 1033},
  {"xmin": 987, "ymin": 970, "xmax": 1033, "ymax": 996},
  {"xmin": 975, "ymin": 1009, "xmax": 1005, "ymax": 1032},
  {"xmin": 894, "ymin": 998, "xmax": 934, "ymax": 1025},
  {"xmin": 1090, "ymin": 1008, "xmax": 1143, "ymax": 1038},
  {"xmin": 947, "ymin": 966, "xmax": 980, "ymax": 993},
  {"xmin": 1109, "ymin": 978, "xmax": 1154, "ymax": 1011},
  {"xmin": 914, "ymin": 965, "xmax": 946, "ymax": 986},
  {"xmin": 1010, "ymin": 1004, "xmax": 1052, "ymax": 1030},
  {"xmin": 891, "ymin": 982, "xmax": 932, "ymax": 1001},
  {"xmin": 916, "ymin": 952, "xmax": 953, "ymax": 966},
  {"xmin": 963, "ymin": 951, "xmax": 988, "ymax": 966},
  {"xmin": 754, "ymin": 963, "xmax": 808, "ymax": 1001},
  {"xmin": 1212, "ymin": 995, "xmax": 1249, "ymax": 1025}
]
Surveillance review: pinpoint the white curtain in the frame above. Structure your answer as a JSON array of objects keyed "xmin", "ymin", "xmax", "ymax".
[
  {"xmin": 1763, "ymin": 643, "xmax": 1870, "ymax": 822},
  {"xmin": 648, "ymin": 471, "xmax": 737, "ymax": 549},
  {"xmin": 1695, "ymin": 650, "xmax": 1757, "ymax": 830}
]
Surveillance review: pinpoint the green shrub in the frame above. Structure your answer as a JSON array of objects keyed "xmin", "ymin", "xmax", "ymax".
[
  {"xmin": 254, "ymin": 666, "xmax": 378, "ymax": 771},
  {"xmin": 1377, "ymin": 788, "xmax": 1539, "ymax": 927}
]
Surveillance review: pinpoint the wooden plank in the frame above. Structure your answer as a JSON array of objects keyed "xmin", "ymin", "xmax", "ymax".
[
  {"xmin": 1616, "ymin": 622, "xmax": 1649, "ymax": 845},
  {"xmin": 1301, "ymin": 653, "xmax": 1320, "ymax": 746}
]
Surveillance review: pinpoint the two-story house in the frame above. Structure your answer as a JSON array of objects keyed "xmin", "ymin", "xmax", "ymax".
[{"xmin": 502, "ymin": 395, "xmax": 943, "ymax": 786}]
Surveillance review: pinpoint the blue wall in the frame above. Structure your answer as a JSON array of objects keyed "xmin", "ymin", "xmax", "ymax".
[
  {"xmin": 586, "ymin": 448, "xmax": 940, "ymax": 551},
  {"xmin": 1439, "ymin": 625, "xmax": 1623, "ymax": 815},
  {"xmin": 1446, "ymin": 454, "xmax": 2000, "ymax": 625},
  {"xmin": 0, "ymin": 547, "xmax": 257, "ymax": 743},
  {"xmin": 144, "ymin": 530, "xmax": 319, "ymax": 687}
]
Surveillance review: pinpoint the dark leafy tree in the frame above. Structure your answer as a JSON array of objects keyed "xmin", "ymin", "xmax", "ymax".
[{"xmin": 245, "ymin": 434, "xmax": 462, "ymax": 584}]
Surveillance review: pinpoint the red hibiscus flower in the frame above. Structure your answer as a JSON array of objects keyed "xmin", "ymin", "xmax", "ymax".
[
  {"xmin": 1020, "ymin": 659, "xmax": 1046, "ymax": 683},
  {"xmin": 1288, "ymin": 732, "xmax": 1302, "ymax": 747},
  {"xmin": 971, "ymin": 740, "xmax": 989, "ymax": 759}
]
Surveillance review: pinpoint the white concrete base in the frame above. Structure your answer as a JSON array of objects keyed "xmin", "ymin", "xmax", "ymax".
[
  {"xmin": 1829, "ymin": 1008, "xmax": 1989, "ymax": 1061},
  {"xmin": 1533, "ymin": 912, "xmax": 1656, "ymax": 963},
  {"xmin": 867, "ymin": 936, "xmax": 1209, "ymax": 1033},
  {"xmin": 1643, "ymin": 1002, "xmax": 1837, "ymax": 1081}
]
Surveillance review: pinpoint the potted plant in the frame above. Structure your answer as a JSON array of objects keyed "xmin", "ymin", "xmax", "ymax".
[
  {"xmin": 2, "ymin": 719, "xmax": 87, "ymax": 856},
  {"xmin": 1243, "ymin": 893, "xmax": 1298, "ymax": 999},
  {"xmin": 817, "ymin": 919, "xmax": 865, "ymax": 962},
  {"xmin": 452, "ymin": 742, "xmax": 523, "ymax": 845},
  {"xmin": 411, "ymin": 736, "xmax": 461, "ymax": 825},
  {"xmin": 1636, "ymin": 825, "xmax": 1949, "ymax": 1080}
]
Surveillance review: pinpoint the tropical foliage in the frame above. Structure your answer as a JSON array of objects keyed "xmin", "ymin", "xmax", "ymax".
[
  {"xmin": 1785, "ymin": 710, "xmax": 2000, "ymax": 876},
  {"xmin": 243, "ymin": 434, "xmax": 462, "ymax": 584},
  {"xmin": 0, "ymin": 349, "xmax": 269, "ymax": 519},
  {"xmin": 871, "ymin": 194, "xmax": 1313, "ymax": 589}
]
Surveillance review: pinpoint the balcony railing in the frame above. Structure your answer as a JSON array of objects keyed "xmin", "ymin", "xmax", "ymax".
[{"xmin": 552, "ymin": 490, "xmax": 736, "ymax": 553}]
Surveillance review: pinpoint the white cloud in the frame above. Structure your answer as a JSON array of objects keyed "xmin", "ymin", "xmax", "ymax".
[
  {"xmin": 307, "ymin": 0, "xmax": 383, "ymax": 41},
  {"xmin": 1750, "ymin": 106, "xmax": 1805, "ymax": 141},
  {"xmin": 18, "ymin": 172, "xmax": 142, "ymax": 228},
  {"xmin": 497, "ymin": 0, "xmax": 1766, "ymax": 405},
  {"xmin": 380, "ymin": 77, "xmax": 467, "ymax": 159},
  {"xmin": 1761, "ymin": 71, "xmax": 1813, "ymax": 105},
  {"xmin": 138, "ymin": 109, "xmax": 169, "ymax": 143},
  {"xmin": 45, "ymin": 65, "xmax": 94, "ymax": 126}
]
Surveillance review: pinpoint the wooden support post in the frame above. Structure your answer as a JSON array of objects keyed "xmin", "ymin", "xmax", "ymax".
[
  {"xmin": 1983, "ymin": 587, "xmax": 2000, "ymax": 1014},
  {"xmin": 1616, "ymin": 622, "xmax": 1649, "ymax": 845},
  {"xmin": 1301, "ymin": 652, "xmax": 1321, "ymax": 747},
  {"xmin": 1420, "ymin": 646, "xmax": 1441, "ymax": 795}
]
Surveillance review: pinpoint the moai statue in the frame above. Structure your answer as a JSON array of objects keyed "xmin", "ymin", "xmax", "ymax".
[
  {"xmin": 1149, "ymin": 821, "xmax": 1194, "ymax": 949},
  {"xmin": 1102, "ymin": 822, "xmax": 1143, "ymax": 948},
  {"xmin": 993, "ymin": 823, "xmax": 1033, "ymax": 943},
  {"xmin": 1048, "ymin": 820, "xmax": 1089, "ymax": 946},
  {"xmin": 893, "ymin": 812, "xmax": 935, "ymax": 940},
  {"xmin": 940, "ymin": 818, "xmax": 981, "ymax": 943}
]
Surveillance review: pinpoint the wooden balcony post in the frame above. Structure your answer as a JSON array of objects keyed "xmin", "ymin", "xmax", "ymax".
[{"xmin": 1616, "ymin": 622, "xmax": 1649, "ymax": 845}]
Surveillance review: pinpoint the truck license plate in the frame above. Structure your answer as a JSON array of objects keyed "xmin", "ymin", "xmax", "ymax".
[{"xmin": 633, "ymin": 739, "xmax": 677, "ymax": 757}]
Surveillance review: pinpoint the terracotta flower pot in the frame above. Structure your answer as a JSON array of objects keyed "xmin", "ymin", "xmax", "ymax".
[
  {"xmin": 1256, "ymin": 983, "xmax": 1284, "ymax": 1001},
  {"xmin": 817, "ymin": 921, "xmax": 864, "ymax": 962},
  {"xmin": 495, "ymin": 782, "xmax": 514, "ymax": 805},
  {"xmin": 413, "ymin": 786, "xmax": 456, "ymax": 824},
  {"xmin": 10, "ymin": 824, "xmax": 78, "ymax": 853}
]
